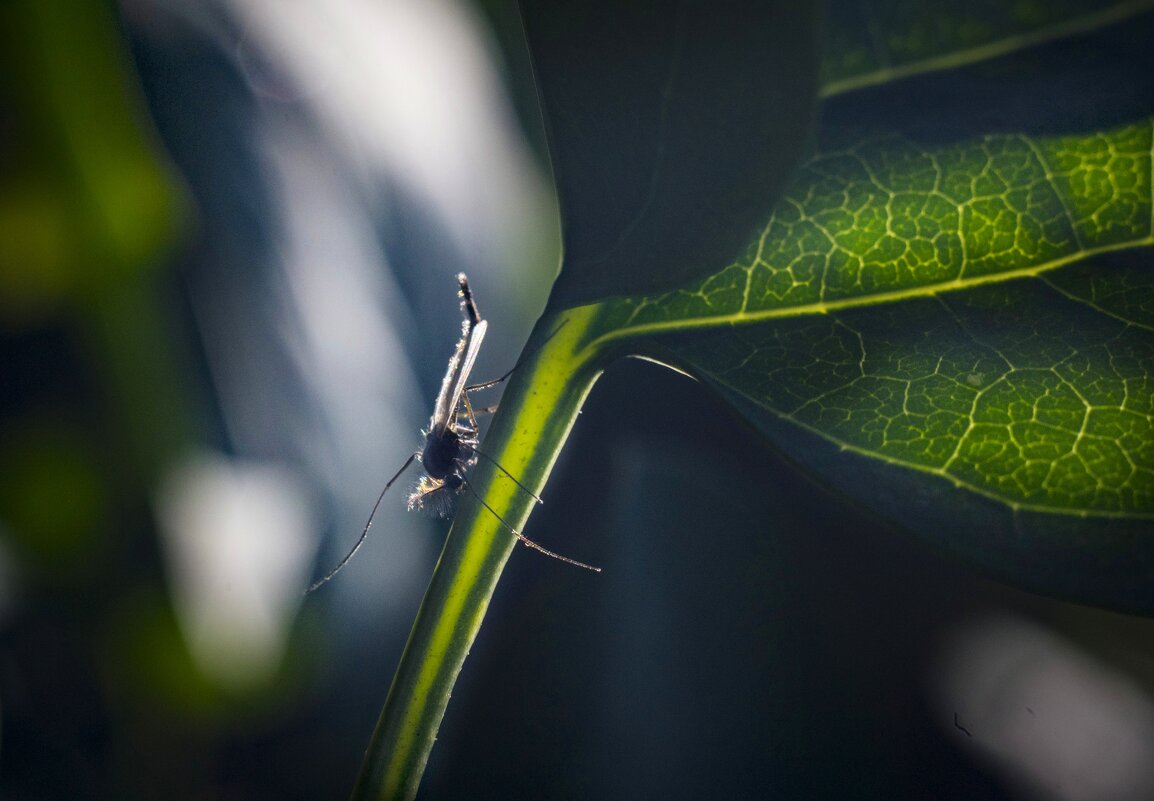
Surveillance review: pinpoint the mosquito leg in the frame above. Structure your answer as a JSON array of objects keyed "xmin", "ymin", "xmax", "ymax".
[
  {"xmin": 473, "ymin": 448, "xmax": 543, "ymax": 504},
  {"xmin": 460, "ymin": 390, "xmax": 482, "ymax": 433},
  {"xmin": 458, "ymin": 380, "xmax": 539, "ymax": 504},
  {"xmin": 462, "ymin": 477, "xmax": 600, "ymax": 572},
  {"xmin": 306, "ymin": 452, "xmax": 418, "ymax": 593},
  {"xmin": 464, "ymin": 375, "xmax": 509, "ymax": 393},
  {"xmin": 464, "ymin": 318, "xmax": 571, "ymax": 393}
]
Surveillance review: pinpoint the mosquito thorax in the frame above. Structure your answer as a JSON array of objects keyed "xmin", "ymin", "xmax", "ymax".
[{"xmin": 421, "ymin": 425, "xmax": 465, "ymax": 480}]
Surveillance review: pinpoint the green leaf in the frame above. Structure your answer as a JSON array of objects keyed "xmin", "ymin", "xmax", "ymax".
[
  {"xmin": 522, "ymin": 0, "xmax": 824, "ymax": 305},
  {"xmin": 592, "ymin": 121, "xmax": 1153, "ymax": 329},
  {"xmin": 575, "ymin": 38, "xmax": 1154, "ymax": 608}
]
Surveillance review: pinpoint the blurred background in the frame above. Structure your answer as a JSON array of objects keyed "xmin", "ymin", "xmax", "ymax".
[{"xmin": 2, "ymin": 1, "xmax": 1153, "ymax": 799}]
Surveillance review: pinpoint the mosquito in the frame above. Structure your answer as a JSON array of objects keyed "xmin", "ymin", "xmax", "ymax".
[{"xmin": 307, "ymin": 273, "xmax": 600, "ymax": 593}]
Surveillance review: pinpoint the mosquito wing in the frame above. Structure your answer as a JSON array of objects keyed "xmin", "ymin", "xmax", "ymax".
[{"xmin": 430, "ymin": 317, "xmax": 488, "ymax": 431}]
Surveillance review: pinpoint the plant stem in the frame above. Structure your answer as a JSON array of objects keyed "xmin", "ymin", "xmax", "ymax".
[{"xmin": 351, "ymin": 304, "xmax": 607, "ymax": 801}]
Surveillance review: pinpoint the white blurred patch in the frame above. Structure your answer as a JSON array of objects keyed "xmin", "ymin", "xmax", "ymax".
[
  {"xmin": 229, "ymin": 0, "xmax": 552, "ymax": 277},
  {"xmin": 156, "ymin": 452, "xmax": 317, "ymax": 690},
  {"xmin": 933, "ymin": 615, "xmax": 1154, "ymax": 801},
  {"xmin": 261, "ymin": 121, "xmax": 432, "ymax": 608}
]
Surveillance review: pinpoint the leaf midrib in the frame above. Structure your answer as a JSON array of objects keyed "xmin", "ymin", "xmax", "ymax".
[
  {"xmin": 589, "ymin": 234, "xmax": 1154, "ymax": 351},
  {"xmin": 820, "ymin": 0, "xmax": 1154, "ymax": 97}
]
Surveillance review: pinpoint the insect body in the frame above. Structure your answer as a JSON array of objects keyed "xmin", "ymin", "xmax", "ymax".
[
  {"xmin": 307, "ymin": 274, "xmax": 598, "ymax": 593},
  {"xmin": 406, "ymin": 274, "xmax": 488, "ymax": 517}
]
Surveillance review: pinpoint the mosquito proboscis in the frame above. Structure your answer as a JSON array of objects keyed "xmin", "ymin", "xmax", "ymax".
[{"xmin": 307, "ymin": 273, "xmax": 599, "ymax": 593}]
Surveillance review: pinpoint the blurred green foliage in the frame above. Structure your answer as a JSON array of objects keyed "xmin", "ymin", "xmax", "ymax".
[{"xmin": 0, "ymin": 0, "xmax": 182, "ymax": 322}]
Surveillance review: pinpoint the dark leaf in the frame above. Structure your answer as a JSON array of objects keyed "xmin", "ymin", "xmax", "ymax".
[{"xmin": 522, "ymin": 0, "xmax": 824, "ymax": 305}]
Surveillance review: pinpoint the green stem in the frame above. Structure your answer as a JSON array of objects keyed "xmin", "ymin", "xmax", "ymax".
[{"xmin": 351, "ymin": 303, "xmax": 610, "ymax": 801}]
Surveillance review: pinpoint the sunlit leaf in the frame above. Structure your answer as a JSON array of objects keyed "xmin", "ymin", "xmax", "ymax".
[{"xmin": 578, "ymin": 23, "xmax": 1154, "ymax": 611}]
